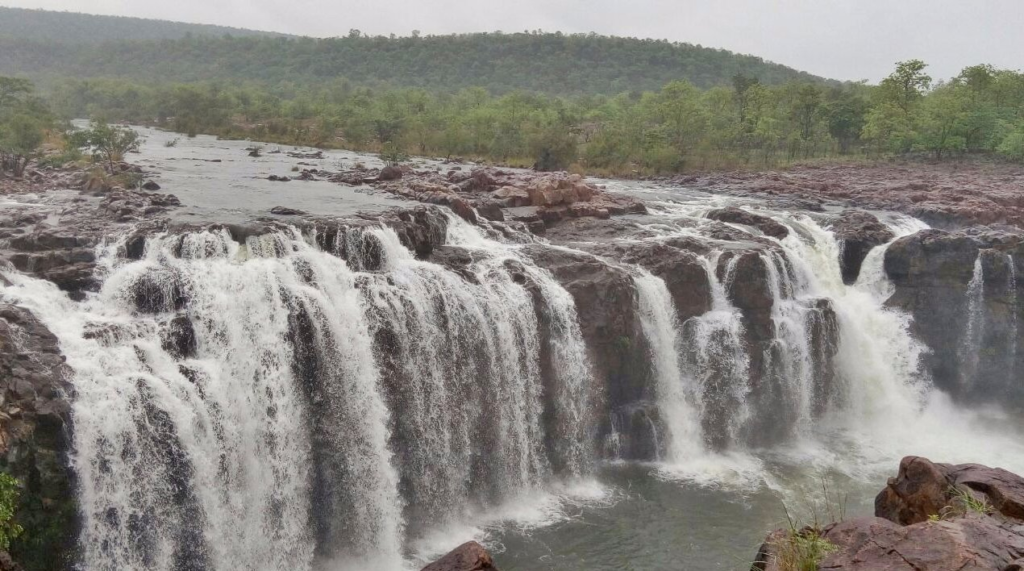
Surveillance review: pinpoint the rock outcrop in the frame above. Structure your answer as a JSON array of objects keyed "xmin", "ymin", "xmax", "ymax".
[
  {"xmin": 885, "ymin": 228, "xmax": 1024, "ymax": 407},
  {"xmin": 754, "ymin": 456, "xmax": 1024, "ymax": 571},
  {"xmin": 827, "ymin": 210, "xmax": 894, "ymax": 284},
  {"xmin": 421, "ymin": 541, "xmax": 498, "ymax": 571},
  {"xmin": 0, "ymin": 305, "xmax": 76, "ymax": 571}
]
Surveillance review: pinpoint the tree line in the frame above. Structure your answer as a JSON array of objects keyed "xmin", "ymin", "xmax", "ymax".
[{"xmin": 3, "ymin": 60, "xmax": 1024, "ymax": 178}]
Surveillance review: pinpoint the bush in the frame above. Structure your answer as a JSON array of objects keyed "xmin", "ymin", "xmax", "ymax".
[{"xmin": 0, "ymin": 473, "xmax": 23, "ymax": 552}]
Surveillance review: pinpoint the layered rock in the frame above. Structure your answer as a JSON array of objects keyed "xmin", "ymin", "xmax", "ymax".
[{"xmin": 754, "ymin": 456, "xmax": 1024, "ymax": 570}]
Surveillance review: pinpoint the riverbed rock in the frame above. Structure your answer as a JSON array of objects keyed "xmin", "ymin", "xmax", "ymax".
[
  {"xmin": 828, "ymin": 210, "xmax": 895, "ymax": 284},
  {"xmin": 378, "ymin": 165, "xmax": 403, "ymax": 181},
  {"xmin": 141, "ymin": 180, "xmax": 161, "ymax": 191},
  {"xmin": 754, "ymin": 456, "xmax": 1024, "ymax": 571},
  {"xmin": 706, "ymin": 207, "xmax": 789, "ymax": 240},
  {"xmin": 420, "ymin": 541, "xmax": 498, "ymax": 571},
  {"xmin": 270, "ymin": 206, "xmax": 307, "ymax": 216}
]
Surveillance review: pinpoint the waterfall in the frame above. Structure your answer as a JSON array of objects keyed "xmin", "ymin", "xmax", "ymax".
[
  {"xmin": 1007, "ymin": 254, "xmax": 1017, "ymax": 379},
  {"xmin": 633, "ymin": 271, "xmax": 702, "ymax": 462},
  {"xmin": 961, "ymin": 254, "xmax": 986, "ymax": 388},
  {"xmin": 0, "ymin": 213, "xmax": 596, "ymax": 570}
]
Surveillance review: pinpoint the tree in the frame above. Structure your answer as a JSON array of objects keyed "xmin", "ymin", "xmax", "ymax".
[
  {"xmin": 879, "ymin": 60, "xmax": 932, "ymax": 115},
  {"xmin": 72, "ymin": 122, "xmax": 142, "ymax": 172},
  {"xmin": 0, "ymin": 114, "xmax": 45, "ymax": 177}
]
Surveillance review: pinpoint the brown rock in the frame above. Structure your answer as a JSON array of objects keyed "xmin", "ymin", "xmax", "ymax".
[
  {"xmin": 420, "ymin": 541, "xmax": 498, "ymax": 571},
  {"xmin": 378, "ymin": 165, "xmax": 403, "ymax": 181},
  {"xmin": 493, "ymin": 186, "xmax": 531, "ymax": 207},
  {"xmin": 875, "ymin": 456, "xmax": 953, "ymax": 525}
]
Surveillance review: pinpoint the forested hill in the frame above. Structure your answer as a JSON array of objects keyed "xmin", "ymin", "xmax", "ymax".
[
  {"xmin": 0, "ymin": 12, "xmax": 830, "ymax": 95},
  {"xmin": 0, "ymin": 7, "xmax": 289, "ymax": 43}
]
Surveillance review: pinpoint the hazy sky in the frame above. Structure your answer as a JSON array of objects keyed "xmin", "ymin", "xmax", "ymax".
[{"xmin": 2, "ymin": 0, "xmax": 1022, "ymax": 82}]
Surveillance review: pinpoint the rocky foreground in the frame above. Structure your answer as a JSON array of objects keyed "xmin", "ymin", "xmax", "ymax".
[{"xmin": 754, "ymin": 456, "xmax": 1024, "ymax": 570}]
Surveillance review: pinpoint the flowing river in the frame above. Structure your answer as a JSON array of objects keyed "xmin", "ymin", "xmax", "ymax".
[{"xmin": 3, "ymin": 129, "xmax": 1024, "ymax": 570}]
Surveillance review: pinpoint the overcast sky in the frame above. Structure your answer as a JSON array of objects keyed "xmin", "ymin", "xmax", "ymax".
[{"xmin": 2, "ymin": 0, "xmax": 1022, "ymax": 82}]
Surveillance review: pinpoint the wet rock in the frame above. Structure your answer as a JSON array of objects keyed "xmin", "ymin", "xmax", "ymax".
[
  {"xmin": 828, "ymin": 210, "xmax": 895, "ymax": 284},
  {"xmin": 270, "ymin": 206, "xmax": 307, "ymax": 216},
  {"xmin": 0, "ymin": 306, "xmax": 76, "ymax": 571},
  {"xmin": 706, "ymin": 207, "xmax": 789, "ymax": 240},
  {"xmin": 267, "ymin": 175, "xmax": 291, "ymax": 182},
  {"xmin": 420, "ymin": 541, "xmax": 498, "ymax": 571},
  {"xmin": 378, "ymin": 165, "xmax": 403, "ymax": 182},
  {"xmin": 161, "ymin": 315, "xmax": 198, "ymax": 359},
  {"xmin": 473, "ymin": 200, "xmax": 504, "ymax": 222},
  {"xmin": 141, "ymin": 180, "xmax": 161, "ymax": 191}
]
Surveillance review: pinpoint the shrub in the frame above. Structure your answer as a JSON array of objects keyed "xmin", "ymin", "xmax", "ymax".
[{"xmin": 0, "ymin": 473, "xmax": 24, "ymax": 551}]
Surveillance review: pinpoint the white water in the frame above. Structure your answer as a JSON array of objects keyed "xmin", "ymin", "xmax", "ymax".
[
  {"xmin": 0, "ymin": 214, "xmax": 598, "ymax": 570},
  {"xmin": 961, "ymin": 254, "xmax": 986, "ymax": 390},
  {"xmin": 6, "ymin": 187, "xmax": 1024, "ymax": 569}
]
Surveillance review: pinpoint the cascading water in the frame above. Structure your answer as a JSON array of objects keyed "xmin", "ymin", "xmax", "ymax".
[
  {"xmin": 0, "ymin": 212, "xmax": 597, "ymax": 570},
  {"xmin": 1008, "ymin": 254, "xmax": 1018, "ymax": 378},
  {"xmin": 961, "ymin": 254, "xmax": 986, "ymax": 389}
]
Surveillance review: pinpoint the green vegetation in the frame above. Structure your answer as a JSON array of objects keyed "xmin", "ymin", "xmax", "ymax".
[
  {"xmin": 770, "ymin": 527, "xmax": 839, "ymax": 571},
  {"xmin": 22, "ymin": 59, "xmax": 1023, "ymax": 176},
  {"xmin": 0, "ymin": 473, "xmax": 24, "ymax": 552},
  {"xmin": 0, "ymin": 7, "xmax": 287, "ymax": 44},
  {"xmin": 68, "ymin": 121, "xmax": 142, "ymax": 171},
  {"xmin": 0, "ymin": 15, "xmax": 825, "ymax": 95},
  {"xmin": 0, "ymin": 77, "xmax": 52, "ymax": 177}
]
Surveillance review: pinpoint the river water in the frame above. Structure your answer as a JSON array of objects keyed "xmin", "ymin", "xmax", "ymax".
[{"xmin": 4, "ymin": 129, "xmax": 1024, "ymax": 570}]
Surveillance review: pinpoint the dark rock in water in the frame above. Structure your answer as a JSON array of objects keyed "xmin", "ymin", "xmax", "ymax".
[
  {"xmin": 449, "ymin": 198, "xmax": 478, "ymax": 224},
  {"xmin": 754, "ymin": 456, "xmax": 1024, "ymax": 571},
  {"xmin": 706, "ymin": 206, "xmax": 789, "ymax": 239},
  {"xmin": 421, "ymin": 541, "xmax": 498, "ymax": 571},
  {"xmin": 267, "ymin": 175, "xmax": 291, "ymax": 182},
  {"xmin": 141, "ymin": 180, "xmax": 161, "ymax": 191},
  {"xmin": 378, "ymin": 165, "xmax": 403, "ymax": 181},
  {"xmin": 828, "ymin": 210, "xmax": 895, "ymax": 284},
  {"xmin": 883, "ymin": 228, "xmax": 1024, "ymax": 406},
  {"xmin": 473, "ymin": 200, "xmax": 504, "ymax": 222},
  {"xmin": 0, "ymin": 305, "xmax": 76, "ymax": 571},
  {"xmin": 161, "ymin": 315, "xmax": 198, "ymax": 359},
  {"xmin": 270, "ymin": 206, "xmax": 307, "ymax": 216}
]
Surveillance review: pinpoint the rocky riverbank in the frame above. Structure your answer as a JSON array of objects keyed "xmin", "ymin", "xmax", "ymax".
[
  {"xmin": 669, "ymin": 160, "xmax": 1024, "ymax": 229},
  {"xmin": 753, "ymin": 456, "xmax": 1024, "ymax": 570}
]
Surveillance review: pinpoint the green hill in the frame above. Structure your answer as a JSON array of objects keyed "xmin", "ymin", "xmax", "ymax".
[
  {"xmin": 0, "ymin": 7, "xmax": 288, "ymax": 43},
  {"xmin": 0, "ymin": 10, "xmax": 832, "ymax": 95}
]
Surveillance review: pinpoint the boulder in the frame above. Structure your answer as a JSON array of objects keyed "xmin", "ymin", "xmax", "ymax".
[
  {"xmin": 421, "ymin": 541, "xmax": 498, "ymax": 571},
  {"xmin": 828, "ymin": 210, "xmax": 895, "ymax": 284},
  {"xmin": 141, "ymin": 180, "xmax": 161, "ymax": 191},
  {"xmin": 706, "ymin": 207, "xmax": 789, "ymax": 240},
  {"xmin": 875, "ymin": 456, "xmax": 953, "ymax": 525},
  {"xmin": 378, "ymin": 165, "xmax": 403, "ymax": 182},
  {"xmin": 270, "ymin": 206, "xmax": 307, "ymax": 216},
  {"xmin": 493, "ymin": 186, "xmax": 530, "ymax": 207}
]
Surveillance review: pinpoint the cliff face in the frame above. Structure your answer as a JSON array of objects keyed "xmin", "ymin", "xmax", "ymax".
[{"xmin": 885, "ymin": 228, "xmax": 1024, "ymax": 408}]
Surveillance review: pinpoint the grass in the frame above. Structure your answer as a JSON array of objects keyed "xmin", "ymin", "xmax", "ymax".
[
  {"xmin": 757, "ymin": 478, "xmax": 845, "ymax": 571},
  {"xmin": 937, "ymin": 485, "xmax": 991, "ymax": 520}
]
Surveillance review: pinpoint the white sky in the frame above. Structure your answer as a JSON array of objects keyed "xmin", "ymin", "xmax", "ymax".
[{"xmin": 2, "ymin": 0, "xmax": 1022, "ymax": 82}]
